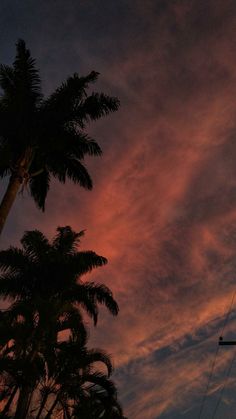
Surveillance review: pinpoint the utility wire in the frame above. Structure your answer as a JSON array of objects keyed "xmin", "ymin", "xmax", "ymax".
[
  {"xmin": 198, "ymin": 291, "xmax": 236, "ymax": 419},
  {"xmin": 211, "ymin": 348, "xmax": 236, "ymax": 419},
  {"xmin": 198, "ymin": 344, "xmax": 220, "ymax": 419}
]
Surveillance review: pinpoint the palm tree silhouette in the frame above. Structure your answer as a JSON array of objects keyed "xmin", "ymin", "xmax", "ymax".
[
  {"xmin": 0, "ymin": 313, "xmax": 120, "ymax": 418},
  {"xmin": 0, "ymin": 40, "xmax": 119, "ymax": 234},
  {"xmin": 39, "ymin": 338, "xmax": 117, "ymax": 418},
  {"xmin": 0, "ymin": 226, "xmax": 120, "ymax": 418}
]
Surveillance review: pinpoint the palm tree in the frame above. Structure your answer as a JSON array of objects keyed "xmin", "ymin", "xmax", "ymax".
[
  {"xmin": 0, "ymin": 226, "xmax": 118, "ymax": 324},
  {"xmin": 0, "ymin": 40, "xmax": 119, "ymax": 234},
  {"xmin": 0, "ymin": 313, "xmax": 120, "ymax": 418},
  {"xmin": 37, "ymin": 338, "xmax": 116, "ymax": 418},
  {"xmin": 0, "ymin": 226, "xmax": 120, "ymax": 418}
]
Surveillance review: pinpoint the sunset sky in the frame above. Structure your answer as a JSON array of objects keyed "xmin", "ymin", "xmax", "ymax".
[{"xmin": 1, "ymin": 1, "xmax": 236, "ymax": 418}]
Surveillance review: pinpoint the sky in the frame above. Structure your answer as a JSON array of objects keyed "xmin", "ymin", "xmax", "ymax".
[{"xmin": 0, "ymin": 0, "xmax": 236, "ymax": 417}]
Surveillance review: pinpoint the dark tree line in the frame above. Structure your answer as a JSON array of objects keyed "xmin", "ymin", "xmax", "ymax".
[{"xmin": 0, "ymin": 42, "xmax": 127, "ymax": 418}]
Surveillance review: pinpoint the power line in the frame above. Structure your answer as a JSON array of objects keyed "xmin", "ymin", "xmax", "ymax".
[
  {"xmin": 198, "ymin": 290, "xmax": 236, "ymax": 419},
  {"xmin": 197, "ymin": 344, "xmax": 220, "ymax": 419},
  {"xmin": 211, "ymin": 348, "xmax": 236, "ymax": 419}
]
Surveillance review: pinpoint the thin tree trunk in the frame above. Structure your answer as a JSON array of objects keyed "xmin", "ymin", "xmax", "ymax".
[
  {"xmin": 1, "ymin": 385, "xmax": 18, "ymax": 416},
  {"xmin": 35, "ymin": 392, "xmax": 49, "ymax": 419},
  {"xmin": 14, "ymin": 385, "xmax": 32, "ymax": 419},
  {"xmin": 0, "ymin": 147, "xmax": 33, "ymax": 236},
  {"xmin": 14, "ymin": 347, "xmax": 40, "ymax": 419},
  {"xmin": 0, "ymin": 175, "xmax": 22, "ymax": 235},
  {"xmin": 44, "ymin": 394, "xmax": 60, "ymax": 419},
  {"xmin": 62, "ymin": 403, "xmax": 71, "ymax": 419}
]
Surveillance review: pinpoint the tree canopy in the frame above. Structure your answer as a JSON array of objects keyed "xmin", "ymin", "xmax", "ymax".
[
  {"xmin": 0, "ymin": 40, "xmax": 119, "ymax": 234},
  {"xmin": 0, "ymin": 227, "xmax": 126, "ymax": 418}
]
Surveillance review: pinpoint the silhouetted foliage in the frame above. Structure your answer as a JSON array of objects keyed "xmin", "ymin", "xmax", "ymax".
[
  {"xmin": 0, "ymin": 40, "xmax": 120, "ymax": 233},
  {"xmin": 0, "ymin": 227, "xmax": 125, "ymax": 418}
]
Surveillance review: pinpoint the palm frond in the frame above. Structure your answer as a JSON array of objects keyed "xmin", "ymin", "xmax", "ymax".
[
  {"xmin": 57, "ymin": 305, "xmax": 88, "ymax": 346},
  {"xmin": 71, "ymin": 251, "xmax": 107, "ymax": 276},
  {"xmin": 13, "ymin": 39, "xmax": 42, "ymax": 104},
  {"xmin": 59, "ymin": 284, "xmax": 99, "ymax": 324},
  {"xmin": 72, "ymin": 133, "xmax": 102, "ymax": 158},
  {"xmin": 65, "ymin": 159, "xmax": 92, "ymax": 188},
  {"xmin": 83, "ymin": 373, "xmax": 117, "ymax": 398},
  {"xmin": 80, "ymin": 298, "xmax": 98, "ymax": 326},
  {"xmin": 20, "ymin": 230, "xmax": 51, "ymax": 260},
  {"xmin": 29, "ymin": 169, "xmax": 50, "ymax": 211},
  {"xmin": 0, "ymin": 270, "xmax": 32, "ymax": 300},
  {"xmin": 40, "ymin": 128, "xmax": 102, "ymax": 160},
  {"xmin": 48, "ymin": 156, "xmax": 93, "ymax": 189},
  {"xmin": 77, "ymin": 282, "xmax": 119, "ymax": 317},
  {"xmin": 49, "ymin": 71, "xmax": 99, "ymax": 108},
  {"xmin": 0, "ymin": 247, "xmax": 30, "ymax": 273},
  {"xmin": 41, "ymin": 72, "xmax": 99, "ymax": 125},
  {"xmin": 77, "ymin": 93, "xmax": 120, "ymax": 126},
  {"xmin": 52, "ymin": 226, "xmax": 85, "ymax": 254},
  {"xmin": 83, "ymin": 387, "xmax": 125, "ymax": 419},
  {"xmin": 85, "ymin": 349, "xmax": 113, "ymax": 377}
]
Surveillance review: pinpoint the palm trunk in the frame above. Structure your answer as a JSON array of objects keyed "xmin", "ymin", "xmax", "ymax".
[
  {"xmin": 14, "ymin": 385, "xmax": 32, "ymax": 419},
  {"xmin": 63, "ymin": 404, "xmax": 71, "ymax": 419},
  {"xmin": 35, "ymin": 392, "xmax": 49, "ymax": 419},
  {"xmin": 45, "ymin": 394, "xmax": 60, "ymax": 418},
  {"xmin": 0, "ymin": 148, "xmax": 33, "ymax": 236},
  {"xmin": 1, "ymin": 385, "xmax": 18, "ymax": 416},
  {"xmin": 14, "ymin": 346, "xmax": 40, "ymax": 419},
  {"xmin": 0, "ymin": 175, "xmax": 22, "ymax": 235}
]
